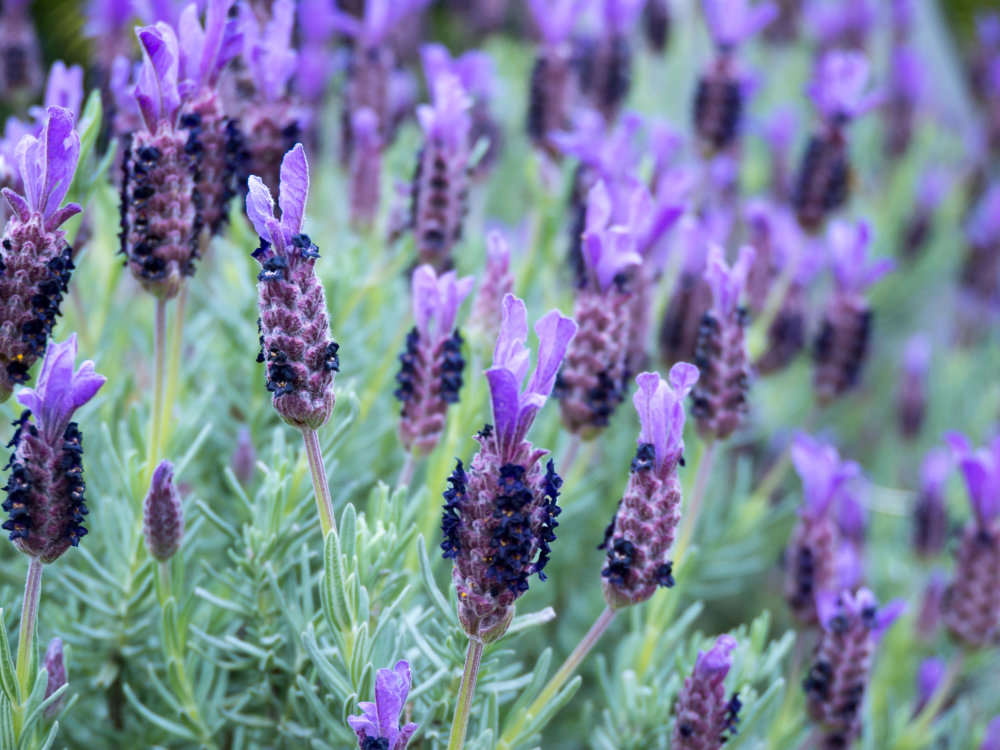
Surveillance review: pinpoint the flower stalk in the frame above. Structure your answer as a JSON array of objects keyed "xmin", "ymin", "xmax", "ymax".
[
  {"xmin": 147, "ymin": 298, "xmax": 167, "ymax": 482},
  {"xmin": 447, "ymin": 636, "xmax": 485, "ymax": 750},
  {"xmin": 303, "ymin": 428, "xmax": 336, "ymax": 537},
  {"xmin": 15, "ymin": 557, "xmax": 42, "ymax": 714}
]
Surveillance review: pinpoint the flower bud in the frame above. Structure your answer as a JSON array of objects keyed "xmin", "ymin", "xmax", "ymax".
[
  {"xmin": 42, "ymin": 637, "xmax": 66, "ymax": 720},
  {"xmin": 672, "ymin": 634, "xmax": 741, "ymax": 750},
  {"xmin": 143, "ymin": 460, "xmax": 184, "ymax": 561}
]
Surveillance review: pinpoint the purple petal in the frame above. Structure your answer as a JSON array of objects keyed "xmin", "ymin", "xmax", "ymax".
[
  {"xmin": 278, "ymin": 144, "xmax": 309, "ymax": 238},
  {"xmin": 492, "ymin": 294, "xmax": 531, "ymax": 385},
  {"xmin": 373, "ymin": 661, "xmax": 410, "ymax": 742},
  {"xmin": 15, "ymin": 131, "xmax": 42, "ymax": 212},
  {"xmin": 703, "ymin": 0, "xmax": 777, "ymax": 46},
  {"xmin": 177, "ymin": 3, "xmax": 206, "ymax": 83},
  {"xmin": 42, "ymin": 61, "xmax": 85, "ymax": 118},
  {"xmin": 410, "ymin": 265, "xmax": 439, "ymax": 340},
  {"xmin": 347, "ymin": 703, "xmax": 379, "ymax": 741},
  {"xmin": 873, "ymin": 598, "xmax": 906, "ymax": 637},
  {"xmin": 45, "ymin": 203, "xmax": 82, "ymax": 232},
  {"xmin": 694, "ymin": 634, "xmax": 737, "ymax": 679},
  {"xmin": 633, "ymin": 372, "xmax": 668, "ymax": 458},
  {"xmin": 525, "ymin": 309, "xmax": 577, "ymax": 401},
  {"xmin": 245, "ymin": 176, "xmax": 276, "ymax": 243},
  {"xmin": 982, "ymin": 717, "xmax": 1000, "ymax": 750},
  {"xmin": 528, "ymin": 0, "xmax": 580, "ymax": 44},
  {"xmin": 396, "ymin": 722, "xmax": 418, "ymax": 750},
  {"xmin": 916, "ymin": 657, "xmax": 947, "ymax": 709},
  {"xmin": 2, "ymin": 188, "xmax": 30, "ymax": 222},
  {"xmin": 486, "ymin": 368, "xmax": 521, "ymax": 453},
  {"xmin": 135, "ymin": 23, "xmax": 181, "ymax": 127},
  {"xmin": 39, "ymin": 107, "xmax": 80, "ymax": 221}
]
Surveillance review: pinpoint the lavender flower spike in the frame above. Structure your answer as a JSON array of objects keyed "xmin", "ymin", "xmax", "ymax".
[
  {"xmin": 793, "ymin": 51, "xmax": 879, "ymax": 231},
  {"xmin": 804, "ymin": 589, "xmax": 905, "ymax": 748},
  {"xmin": 348, "ymin": 660, "xmax": 419, "ymax": 750},
  {"xmin": 525, "ymin": 0, "xmax": 580, "ymax": 155},
  {"xmin": 601, "ymin": 365, "xmax": 698, "ymax": 609},
  {"xmin": 143, "ymin": 460, "xmax": 184, "ymax": 561},
  {"xmin": 942, "ymin": 433, "xmax": 1000, "ymax": 648},
  {"xmin": 395, "ymin": 265, "xmax": 474, "ymax": 456},
  {"xmin": 467, "ymin": 230, "xmax": 514, "ymax": 346},
  {"xmin": 120, "ymin": 23, "xmax": 200, "ymax": 299},
  {"xmin": 442, "ymin": 294, "xmax": 576, "ymax": 641},
  {"xmin": 248, "ymin": 144, "xmax": 339, "ymax": 431},
  {"xmin": 912, "ymin": 447, "xmax": 950, "ymax": 558},
  {"xmin": 813, "ymin": 220, "xmax": 892, "ymax": 404},
  {"xmin": 672, "ymin": 634, "xmax": 741, "ymax": 749},
  {"xmin": 2, "ymin": 335, "xmax": 106, "ymax": 563},
  {"xmin": 557, "ymin": 181, "xmax": 643, "ymax": 437},
  {"xmin": 783, "ymin": 432, "xmax": 859, "ymax": 624},
  {"xmin": 411, "ymin": 71, "xmax": 472, "ymax": 270},
  {"xmin": 42, "ymin": 636, "xmax": 67, "ymax": 720},
  {"xmin": 691, "ymin": 245, "xmax": 755, "ymax": 441},
  {"xmin": 1, "ymin": 107, "xmax": 82, "ymax": 401}
]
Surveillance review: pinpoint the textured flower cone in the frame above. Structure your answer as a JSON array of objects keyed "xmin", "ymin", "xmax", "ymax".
[
  {"xmin": 803, "ymin": 613, "xmax": 875, "ymax": 746},
  {"xmin": 182, "ymin": 92, "xmax": 239, "ymax": 237},
  {"xmin": 441, "ymin": 428, "xmax": 561, "ymax": 641},
  {"xmin": 900, "ymin": 211, "xmax": 931, "ymax": 260},
  {"xmin": 119, "ymin": 126, "xmax": 200, "ymax": 300},
  {"xmin": 792, "ymin": 131, "xmax": 850, "ymax": 233},
  {"xmin": 556, "ymin": 286, "xmax": 633, "ymax": 437},
  {"xmin": 411, "ymin": 144, "xmax": 469, "ymax": 271},
  {"xmin": 2, "ymin": 415, "xmax": 88, "ymax": 563},
  {"xmin": 755, "ymin": 285, "xmax": 806, "ymax": 375},
  {"xmin": 396, "ymin": 328, "xmax": 465, "ymax": 456},
  {"xmin": 526, "ymin": 48, "xmax": 574, "ymax": 157},
  {"xmin": 672, "ymin": 662, "xmax": 735, "ymax": 750},
  {"xmin": 812, "ymin": 295, "xmax": 872, "ymax": 404},
  {"xmin": 254, "ymin": 236, "xmax": 339, "ymax": 430},
  {"xmin": 341, "ymin": 45, "xmax": 393, "ymax": 162},
  {"xmin": 468, "ymin": 258, "xmax": 513, "ymax": 346},
  {"xmin": 0, "ymin": 217, "xmax": 74, "ymax": 400},
  {"xmin": 691, "ymin": 309, "xmax": 750, "ymax": 441},
  {"xmin": 942, "ymin": 521, "xmax": 1000, "ymax": 648},
  {"xmin": 659, "ymin": 271, "xmax": 713, "ymax": 368},
  {"xmin": 143, "ymin": 461, "xmax": 184, "ymax": 561},
  {"xmin": 884, "ymin": 94, "xmax": 915, "ymax": 159},
  {"xmin": 0, "ymin": 11, "xmax": 42, "ymax": 98},
  {"xmin": 693, "ymin": 62, "xmax": 743, "ymax": 154},
  {"xmin": 348, "ymin": 110, "xmax": 382, "ymax": 232},
  {"xmin": 240, "ymin": 104, "xmax": 298, "ymax": 197},
  {"xmin": 643, "ymin": 0, "xmax": 671, "ymax": 52},
  {"xmin": 897, "ymin": 374, "xmax": 925, "ymax": 440},
  {"xmin": 625, "ymin": 268, "xmax": 655, "ymax": 378},
  {"xmin": 959, "ymin": 242, "xmax": 1000, "ymax": 313},
  {"xmin": 911, "ymin": 488, "xmax": 947, "ymax": 559},
  {"xmin": 575, "ymin": 34, "xmax": 631, "ymax": 122},
  {"xmin": 601, "ymin": 447, "xmax": 680, "ymax": 608},
  {"xmin": 783, "ymin": 516, "xmax": 837, "ymax": 625}
]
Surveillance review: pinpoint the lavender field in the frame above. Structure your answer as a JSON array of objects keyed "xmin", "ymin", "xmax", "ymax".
[{"xmin": 0, "ymin": 0, "xmax": 998, "ymax": 748}]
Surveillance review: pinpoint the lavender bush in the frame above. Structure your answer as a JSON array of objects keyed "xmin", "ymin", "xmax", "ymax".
[{"xmin": 0, "ymin": 1, "xmax": 998, "ymax": 749}]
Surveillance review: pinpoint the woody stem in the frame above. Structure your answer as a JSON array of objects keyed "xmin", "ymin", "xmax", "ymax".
[
  {"xmin": 15, "ymin": 558, "xmax": 43, "ymax": 716},
  {"xmin": 147, "ymin": 298, "xmax": 167, "ymax": 484}
]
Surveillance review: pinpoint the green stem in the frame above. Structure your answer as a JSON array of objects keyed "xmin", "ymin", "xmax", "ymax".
[
  {"xmin": 302, "ymin": 428, "xmax": 336, "ymax": 537},
  {"xmin": 447, "ymin": 637, "xmax": 484, "ymax": 750},
  {"xmin": 673, "ymin": 440, "xmax": 718, "ymax": 562},
  {"xmin": 159, "ymin": 285, "xmax": 187, "ymax": 456},
  {"xmin": 497, "ymin": 606, "xmax": 617, "ymax": 750},
  {"xmin": 147, "ymin": 298, "xmax": 168, "ymax": 485},
  {"xmin": 398, "ymin": 451, "xmax": 416, "ymax": 489},
  {"xmin": 14, "ymin": 558, "xmax": 43, "ymax": 729}
]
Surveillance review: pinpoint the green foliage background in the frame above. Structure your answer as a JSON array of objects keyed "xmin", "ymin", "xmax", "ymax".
[{"xmin": 1, "ymin": 1, "xmax": 999, "ymax": 749}]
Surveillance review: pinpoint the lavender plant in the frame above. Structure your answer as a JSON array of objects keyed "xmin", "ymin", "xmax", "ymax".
[{"xmin": 0, "ymin": 3, "xmax": 998, "ymax": 750}]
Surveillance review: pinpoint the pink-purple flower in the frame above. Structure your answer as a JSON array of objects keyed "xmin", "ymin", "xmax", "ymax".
[
  {"xmin": 702, "ymin": 0, "xmax": 778, "ymax": 49},
  {"xmin": 807, "ymin": 51, "xmax": 882, "ymax": 123},
  {"xmin": 348, "ymin": 660, "xmax": 418, "ymax": 750}
]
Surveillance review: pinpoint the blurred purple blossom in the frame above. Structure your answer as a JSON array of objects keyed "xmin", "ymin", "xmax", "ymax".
[
  {"xmin": 581, "ymin": 181, "xmax": 643, "ymax": 291},
  {"xmin": 827, "ymin": 220, "xmax": 894, "ymax": 295},
  {"xmin": 133, "ymin": 23, "xmax": 183, "ymax": 129},
  {"xmin": 411, "ymin": 265, "xmax": 474, "ymax": 343},
  {"xmin": 246, "ymin": 143, "xmax": 309, "ymax": 254},
  {"xmin": 944, "ymin": 432, "xmax": 1000, "ymax": 528},
  {"xmin": 528, "ymin": 0, "xmax": 581, "ymax": 44},
  {"xmin": 704, "ymin": 244, "xmax": 755, "ymax": 318},
  {"xmin": 176, "ymin": 0, "xmax": 242, "ymax": 91},
  {"xmin": 914, "ymin": 657, "xmax": 947, "ymax": 715},
  {"xmin": 807, "ymin": 50, "xmax": 881, "ymax": 122},
  {"xmin": 241, "ymin": 0, "xmax": 297, "ymax": 102},
  {"xmin": 702, "ymin": 0, "xmax": 778, "ymax": 48},
  {"xmin": 417, "ymin": 72, "xmax": 472, "ymax": 154},
  {"xmin": 791, "ymin": 432, "xmax": 860, "ymax": 520}
]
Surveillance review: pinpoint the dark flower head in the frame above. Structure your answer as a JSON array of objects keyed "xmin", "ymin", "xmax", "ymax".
[
  {"xmin": 348, "ymin": 660, "xmax": 418, "ymax": 750},
  {"xmin": 3, "ymin": 335, "xmax": 105, "ymax": 563}
]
